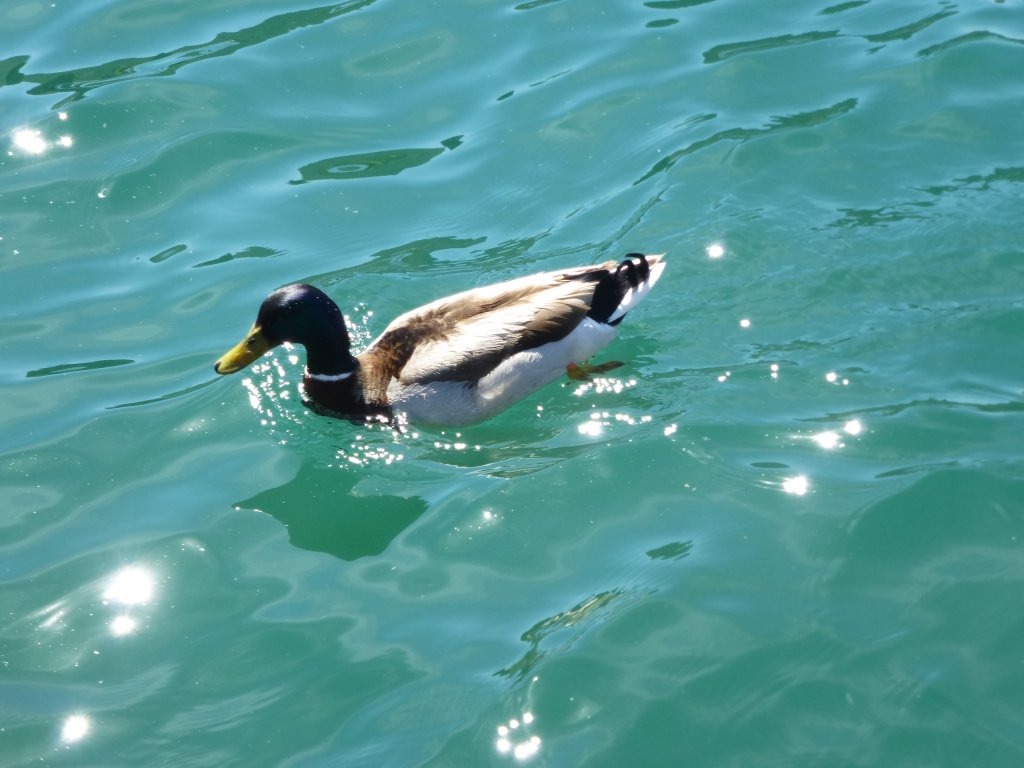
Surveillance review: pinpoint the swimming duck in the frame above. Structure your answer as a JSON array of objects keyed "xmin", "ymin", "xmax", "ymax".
[{"xmin": 214, "ymin": 252, "xmax": 665, "ymax": 426}]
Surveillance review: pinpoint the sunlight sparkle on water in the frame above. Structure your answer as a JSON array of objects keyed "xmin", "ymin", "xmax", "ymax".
[
  {"xmin": 571, "ymin": 376, "xmax": 635, "ymax": 398},
  {"xmin": 495, "ymin": 712, "xmax": 541, "ymax": 761},
  {"xmin": 36, "ymin": 601, "xmax": 66, "ymax": 630},
  {"xmin": 60, "ymin": 714, "xmax": 90, "ymax": 744},
  {"xmin": 12, "ymin": 128, "xmax": 48, "ymax": 154},
  {"xmin": 103, "ymin": 566, "xmax": 155, "ymax": 606},
  {"xmin": 812, "ymin": 431, "xmax": 842, "ymax": 450},
  {"xmin": 109, "ymin": 614, "xmax": 138, "ymax": 637},
  {"xmin": 514, "ymin": 737, "xmax": 542, "ymax": 760},
  {"xmin": 782, "ymin": 475, "xmax": 810, "ymax": 496},
  {"xmin": 706, "ymin": 243, "xmax": 725, "ymax": 259},
  {"xmin": 810, "ymin": 419, "xmax": 863, "ymax": 449}
]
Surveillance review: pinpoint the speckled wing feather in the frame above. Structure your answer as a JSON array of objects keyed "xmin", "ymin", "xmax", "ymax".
[{"xmin": 361, "ymin": 264, "xmax": 613, "ymax": 387}]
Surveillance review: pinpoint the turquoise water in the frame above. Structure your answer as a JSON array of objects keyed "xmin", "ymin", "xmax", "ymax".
[{"xmin": 3, "ymin": 0, "xmax": 1024, "ymax": 765}]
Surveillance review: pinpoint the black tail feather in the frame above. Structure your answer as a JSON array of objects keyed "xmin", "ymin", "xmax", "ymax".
[{"xmin": 587, "ymin": 253, "xmax": 651, "ymax": 325}]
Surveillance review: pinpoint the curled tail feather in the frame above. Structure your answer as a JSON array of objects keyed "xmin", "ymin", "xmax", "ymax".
[{"xmin": 587, "ymin": 253, "xmax": 665, "ymax": 326}]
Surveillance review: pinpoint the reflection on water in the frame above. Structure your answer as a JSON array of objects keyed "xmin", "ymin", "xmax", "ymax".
[
  {"xmin": 1, "ymin": 0, "xmax": 1020, "ymax": 763},
  {"xmin": 825, "ymin": 371, "xmax": 850, "ymax": 386},
  {"xmin": 102, "ymin": 566, "xmax": 154, "ymax": 639},
  {"xmin": 809, "ymin": 418, "xmax": 862, "ymax": 450},
  {"xmin": 575, "ymin": 406, "xmax": 652, "ymax": 437},
  {"xmin": 703, "ymin": 30, "xmax": 841, "ymax": 65},
  {"xmin": 495, "ymin": 710, "xmax": 541, "ymax": 761},
  {"xmin": 14, "ymin": 0, "xmax": 378, "ymax": 106},
  {"xmin": 59, "ymin": 713, "xmax": 90, "ymax": 745},
  {"xmin": 497, "ymin": 589, "xmax": 630, "ymax": 683},
  {"xmin": 11, "ymin": 128, "xmax": 47, "ymax": 154},
  {"xmin": 781, "ymin": 475, "xmax": 810, "ymax": 496},
  {"xmin": 103, "ymin": 566, "xmax": 155, "ymax": 606},
  {"xmin": 289, "ymin": 135, "xmax": 462, "ymax": 184},
  {"xmin": 109, "ymin": 614, "xmax": 138, "ymax": 637},
  {"xmin": 26, "ymin": 359, "xmax": 134, "ymax": 378},
  {"xmin": 193, "ymin": 245, "xmax": 282, "ymax": 269},
  {"xmin": 646, "ymin": 541, "xmax": 694, "ymax": 561},
  {"xmin": 635, "ymin": 98, "xmax": 858, "ymax": 184},
  {"xmin": 812, "ymin": 430, "xmax": 842, "ymax": 450},
  {"xmin": 237, "ymin": 461, "xmax": 426, "ymax": 560}
]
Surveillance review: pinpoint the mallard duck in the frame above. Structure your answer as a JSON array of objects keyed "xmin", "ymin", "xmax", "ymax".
[{"xmin": 214, "ymin": 252, "xmax": 665, "ymax": 426}]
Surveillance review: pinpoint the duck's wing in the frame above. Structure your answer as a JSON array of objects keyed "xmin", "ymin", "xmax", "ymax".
[{"xmin": 361, "ymin": 264, "xmax": 613, "ymax": 388}]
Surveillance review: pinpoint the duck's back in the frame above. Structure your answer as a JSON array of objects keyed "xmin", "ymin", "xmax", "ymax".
[{"xmin": 366, "ymin": 254, "xmax": 665, "ymax": 425}]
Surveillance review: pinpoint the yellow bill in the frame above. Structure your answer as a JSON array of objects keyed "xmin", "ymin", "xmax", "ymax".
[{"xmin": 214, "ymin": 325, "xmax": 273, "ymax": 374}]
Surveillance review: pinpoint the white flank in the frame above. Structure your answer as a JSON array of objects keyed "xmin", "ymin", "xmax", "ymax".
[
  {"xmin": 382, "ymin": 254, "xmax": 666, "ymax": 425},
  {"xmin": 389, "ymin": 318, "xmax": 615, "ymax": 426},
  {"xmin": 606, "ymin": 254, "xmax": 666, "ymax": 323},
  {"xmin": 477, "ymin": 317, "xmax": 615, "ymax": 405}
]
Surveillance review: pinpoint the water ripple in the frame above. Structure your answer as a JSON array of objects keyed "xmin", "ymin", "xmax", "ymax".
[
  {"xmin": 8, "ymin": 0, "xmax": 376, "ymax": 106},
  {"xmin": 636, "ymin": 98, "xmax": 858, "ymax": 184}
]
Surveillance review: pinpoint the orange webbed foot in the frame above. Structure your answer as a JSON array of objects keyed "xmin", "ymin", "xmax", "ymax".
[{"xmin": 566, "ymin": 360, "xmax": 624, "ymax": 381}]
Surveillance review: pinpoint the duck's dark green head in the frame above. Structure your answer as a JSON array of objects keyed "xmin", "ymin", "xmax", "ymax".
[{"xmin": 214, "ymin": 284, "xmax": 353, "ymax": 376}]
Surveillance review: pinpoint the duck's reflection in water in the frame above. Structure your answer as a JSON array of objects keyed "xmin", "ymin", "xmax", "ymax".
[{"xmin": 235, "ymin": 461, "xmax": 426, "ymax": 561}]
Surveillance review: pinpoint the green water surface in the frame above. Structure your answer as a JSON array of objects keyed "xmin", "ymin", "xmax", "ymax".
[{"xmin": 2, "ymin": 0, "xmax": 1023, "ymax": 765}]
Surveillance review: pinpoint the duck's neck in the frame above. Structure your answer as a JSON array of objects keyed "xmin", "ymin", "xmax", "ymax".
[
  {"xmin": 304, "ymin": 344, "xmax": 358, "ymax": 377},
  {"xmin": 302, "ymin": 364, "xmax": 365, "ymax": 417},
  {"xmin": 301, "ymin": 358, "xmax": 390, "ymax": 421},
  {"xmin": 301, "ymin": 316, "xmax": 358, "ymax": 377}
]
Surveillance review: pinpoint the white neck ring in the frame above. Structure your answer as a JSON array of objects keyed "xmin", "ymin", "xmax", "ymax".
[{"xmin": 305, "ymin": 369, "xmax": 354, "ymax": 382}]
